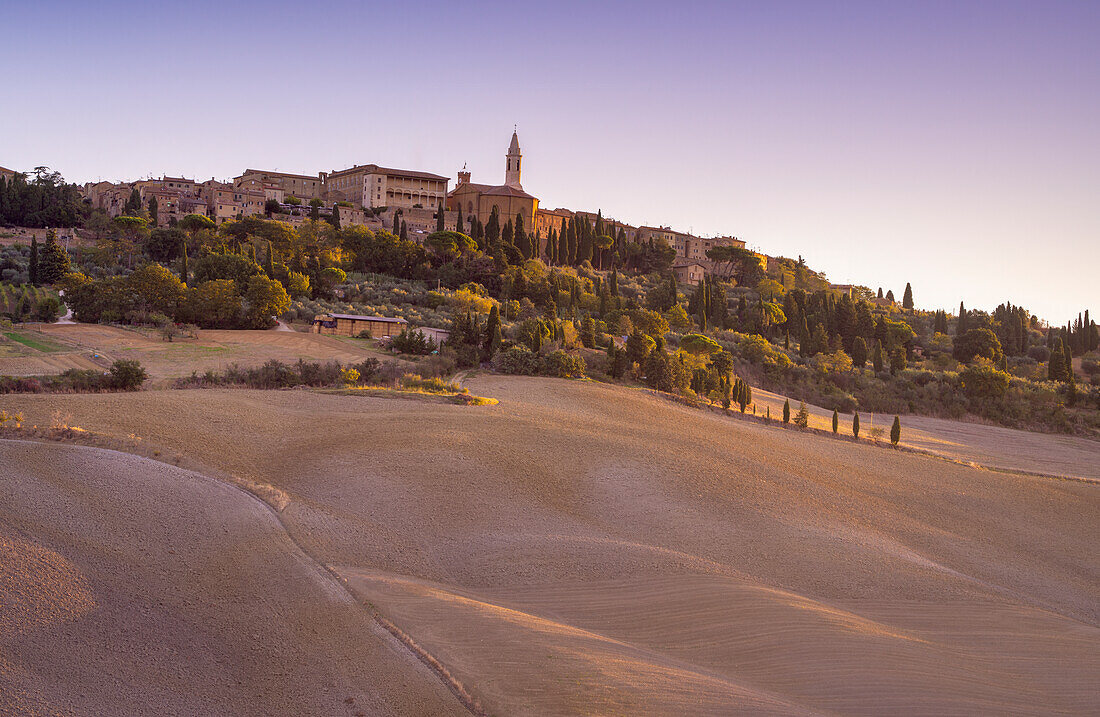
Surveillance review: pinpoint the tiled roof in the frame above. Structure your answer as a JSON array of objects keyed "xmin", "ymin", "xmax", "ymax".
[
  {"xmin": 450, "ymin": 182, "xmax": 494, "ymax": 194},
  {"xmin": 323, "ymin": 313, "xmax": 408, "ymax": 323},
  {"xmin": 329, "ymin": 164, "xmax": 448, "ymax": 182},
  {"xmin": 242, "ymin": 169, "xmax": 319, "ymax": 181},
  {"xmin": 481, "ymin": 184, "xmax": 536, "ymax": 200}
]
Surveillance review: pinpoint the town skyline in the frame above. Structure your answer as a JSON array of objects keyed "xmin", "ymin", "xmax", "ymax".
[{"xmin": 3, "ymin": 1, "xmax": 1097, "ymax": 322}]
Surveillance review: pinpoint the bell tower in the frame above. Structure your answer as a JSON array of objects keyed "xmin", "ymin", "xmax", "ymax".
[{"xmin": 505, "ymin": 128, "xmax": 522, "ymax": 189}]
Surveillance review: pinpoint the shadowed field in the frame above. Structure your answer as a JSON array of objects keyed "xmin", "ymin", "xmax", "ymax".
[
  {"xmin": 2, "ymin": 376, "xmax": 1098, "ymax": 715},
  {"xmin": 0, "ymin": 441, "xmax": 465, "ymax": 717},
  {"xmin": 0, "ymin": 323, "xmax": 383, "ymax": 381}
]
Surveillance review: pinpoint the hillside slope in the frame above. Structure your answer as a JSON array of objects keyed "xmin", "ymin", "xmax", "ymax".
[
  {"xmin": 2, "ymin": 378, "xmax": 1098, "ymax": 715},
  {"xmin": 0, "ymin": 441, "xmax": 466, "ymax": 717}
]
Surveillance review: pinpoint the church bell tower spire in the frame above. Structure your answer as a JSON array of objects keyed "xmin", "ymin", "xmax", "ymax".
[{"xmin": 505, "ymin": 127, "xmax": 522, "ymax": 189}]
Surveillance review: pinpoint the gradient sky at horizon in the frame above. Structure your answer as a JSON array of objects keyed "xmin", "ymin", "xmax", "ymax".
[{"xmin": 3, "ymin": 0, "xmax": 1096, "ymax": 324}]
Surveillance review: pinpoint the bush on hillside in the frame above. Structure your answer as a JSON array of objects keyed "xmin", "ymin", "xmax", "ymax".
[
  {"xmin": 108, "ymin": 359, "xmax": 147, "ymax": 390},
  {"xmin": 390, "ymin": 328, "xmax": 437, "ymax": 355}
]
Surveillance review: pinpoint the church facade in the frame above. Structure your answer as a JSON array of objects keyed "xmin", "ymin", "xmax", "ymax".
[{"xmin": 448, "ymin": 131, "xmax": 539, "ymax": 232}]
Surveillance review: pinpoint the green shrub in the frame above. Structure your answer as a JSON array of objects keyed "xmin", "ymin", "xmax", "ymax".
[
  {"xmin": 493, "ymin": 346, "xmax": 540, "ymax": 375},
  {"xmin": 540, "ymin": 350, "xmax": 587, "ymax": 378},
  {"xmin": 390, "ymin": 328, "xmax": 437, "ymax": 355},
  {"xmin": 108, "ymin": 359, "xmax": 147, "ymax": 390},
  {"xmin": 958, "ymin": 364, "xmax": 1010, "ymax": 400}
]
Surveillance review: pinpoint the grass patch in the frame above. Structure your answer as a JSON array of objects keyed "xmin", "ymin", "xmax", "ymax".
[
  {"xmin": 328, "ymin": 385, "xmax": 498, "ymax": 406},
  {"xmin": 2, "ymin": 331, "xmax": 65, "ymax": 353}
]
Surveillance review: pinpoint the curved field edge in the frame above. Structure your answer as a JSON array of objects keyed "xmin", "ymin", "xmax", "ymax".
[{"xmin": 1, "ymin": 437, "xmax": 481, "ymax": 717}]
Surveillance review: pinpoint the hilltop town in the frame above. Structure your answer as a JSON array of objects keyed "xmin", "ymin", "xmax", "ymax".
[
  {"xmin": 0, "ymin": 130, "xmax": 1097, "ymax": 439},
  {"xmin": 39, "ymin": 131, "xmax": 765, "ymax": 290}
]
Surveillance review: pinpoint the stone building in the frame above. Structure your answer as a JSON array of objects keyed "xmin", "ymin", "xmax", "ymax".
[
  {"xmin": 325, "ymin": 164, "xmax": 450, "ymax": 211},
  {"xmin": 201, "ymin": 180, "xmax": 265, "ymax": 224},
  {"xmin": 83, "ymin": 181, "xmax": 132, "ymax": 217},
  {"xmin": 0, "ymin": 166, "xmax": 16, "ymax": 183},
  {"xmin": 687, "ymin": 235, "xmax": 746, "ymax": 261},
  {"xmin": 448, "ymin": 131, "xmax": 539, "ymax": 230},
  {"xmin": 235, "ymin": 169, "xmax": 324, "ymax": 200},
  {"xmin": 534, "ymin": 208, "xmax": 572, "ymax": 244},
  {"xmin": 673, "ymin": 260, "xmax": 708, "ymax": 286}
]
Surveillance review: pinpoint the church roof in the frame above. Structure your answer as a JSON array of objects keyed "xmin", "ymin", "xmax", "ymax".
[
  {"xmin": 450, "ymin": 182, "xmax": 494, "ymax": 194},
  {"xmin": 483, "ymin": 184, "xmax": 535, "ymax": 199},
  {"xmin": 450, "ymin": 183, "xmax": 536, "ymax": 200}
]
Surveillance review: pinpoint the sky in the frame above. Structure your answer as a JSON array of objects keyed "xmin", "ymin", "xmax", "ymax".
[{"xmin": 2, "ymin": 0, "xmax": 1097, "ymax": 324}]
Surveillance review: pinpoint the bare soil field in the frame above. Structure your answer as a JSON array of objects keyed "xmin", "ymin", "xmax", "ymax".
[
  {"xmin": 0, "ymin": 323, "xmax": 384, "ymax": 382},
  {"xmin": 2, "ymin": 377, "xmax": 1097, "ymax": 715},
  {"xmin": 748, "ymin": 387, "xmax": 1100, "ymax": 480},
  {"xmin": 0, "ymin": 440, "xmax": 465, "ymax": 717}
]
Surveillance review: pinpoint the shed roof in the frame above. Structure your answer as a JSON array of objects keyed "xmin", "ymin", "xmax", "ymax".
[{"xmin": 324, "ymin": 313, "xmax": 408, "ymax": 324}]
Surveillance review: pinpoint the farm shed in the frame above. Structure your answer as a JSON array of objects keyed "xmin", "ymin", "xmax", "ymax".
[{"xmin": 311, "ymin": 313, "xmax": 407, "ymax": 338}]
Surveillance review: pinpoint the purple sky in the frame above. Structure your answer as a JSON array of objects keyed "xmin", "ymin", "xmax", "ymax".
[{"xmin": 3, "ymin": 1, "xmax": 1097, "ymax": 323}]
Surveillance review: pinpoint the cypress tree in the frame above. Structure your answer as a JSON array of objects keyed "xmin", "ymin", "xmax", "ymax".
[
  {"xmin": 392, "ymin": 210, "xmax": 401, "ymax": 234},
  {"xmin": 473, "ymin": 218, "xmax": 484, "ymax": 248},
  {"xmin": 148, "ymin": 196, "xmax": 159, "ymax": 226},
  {"xmin": 873, "ymin": 339, "xmax": 885, "ymax": 373},
  {"xmin": 957, "ymin": 301, "xmax": 967, "ymax": 334},
  {"xmin": 580, "ymin": 315, "xmax": 596, "ymax": 348},
  {"xmin": 485, "ymin": 206, "xmax": 500, "ymax": 245},
  {"xmin": 902, "ymin": 282, "xmax": 913, "ymax": 310},
  {"xmin": 852, "ymin": 336, "xmax": 868, "ymax": 368},
  {"xmin": 249, "ymin": 243, "xmax": 258, "ymax": 264},
  {"xmin": 514, "ymin": 213, "xmax": 530, "ymax": 259},
  {"xmin": 483, "ymin": 304, "xmax": 502, "ymax": 358},
  {"xmin": 436, "ymin": 201, "xmax": 445, "ymax": 232},
  {"xmin": 1048, "ymin": 338, "xmax": 1065, "ymax": 381},
  {"xmin": 29, "ymin": 236, "xmax": 39, "ymax": 286},
  {"xmin": 1062, "ymin": 340, "xmax": 1074, "ymax": 383},
  {"xmin": 37, "ymin": 230, "xmax": 71, "ymax": 284},
  {"xmin": 265, "ymin": 241, "xmax": 274, "ymax": 277},
  {"xmin": 332, "ymin": 204, "xmax": 341, "ymax": 230},
  {"xmin": 783, "ymin": 398, "xmax": 790, "ymax": 424},
  {"xmin": 125, "ymin": 187, "xmax": 141, "ymax": 215},
  {"xmin": 400, "ymin": 220, "xmax": 408, "ymax": 240},
  {"xmin": 877, "ymin": 287, "xmax": 883, "ymax": 298},
  {"xmin": 180, "ymin": 240, "xmax": 189, "ymax": 285},
  {"xmin": 456, "ymin": 205, "xmax": 463, "ymax": 235},
  {"xmin": 891, "ymin": 416, "xmax": 901, "ymax": 446},
  {"xmin": 853, "ymin": 412, "xmax": 860, "ymax": 438},
  {"xmin": 832, "ymin": 409, "xmax": 839, "ymax": 434}
]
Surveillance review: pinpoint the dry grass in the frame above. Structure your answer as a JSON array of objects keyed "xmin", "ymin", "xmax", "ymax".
[
  {"xmin": 1, "ymin": 377, "xmax": 1097, "ymax": 715},
  {"xmin": 0, "ymin": 323, "xmax": 393, "ymax": 382}
]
